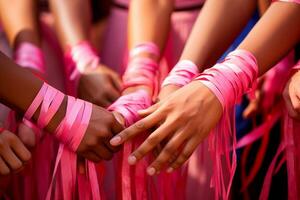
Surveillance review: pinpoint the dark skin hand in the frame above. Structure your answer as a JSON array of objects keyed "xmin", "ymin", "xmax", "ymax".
[
  {"xmin": 0, "ymin": 52, "xmax": 124, "ymax": 163},
  {"xmin": 0, "ymin": 129, "xmax": 31, "ymax": 175}
]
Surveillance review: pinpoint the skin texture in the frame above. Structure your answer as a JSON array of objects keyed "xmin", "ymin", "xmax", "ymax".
[
  {"xmin": 0, "ymin": 129, "xmax": 31, "ymax": 175},
  {"xmin": 0, "ymin": 52, "xmax": 124, "ymax": 162},
  {"xmin": 159, "ymin": 0, "xmax": 256, "ymax": 100},
  {"xmin": 0, "ymin": 0, "xmax": 42, "ymax": 148},
  {"xmin": 110, "ymin": 1, "xmax": 300, "ymax": 175},
  {"xmin": 49, "ymin": 0, "xmax": 121, "ymax": 107},
  {"xmin": 283, "ymin": 70, "xmax": 300, "ymax": 120}
]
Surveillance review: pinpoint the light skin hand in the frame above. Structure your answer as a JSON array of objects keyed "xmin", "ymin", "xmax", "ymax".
[{"xmin": 110, "ymin": 81, "xmax": 222, "ymax": 175}]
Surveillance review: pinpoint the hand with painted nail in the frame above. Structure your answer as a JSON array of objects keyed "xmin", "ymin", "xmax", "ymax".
[
  {"xmin": 0, "ymin": 128, "xmax": 31, "ymax": 175},
  {"xmin": 110, "ymin": 81, "xmax": 222, "ymax": 175},
  {"xmin": 78, "ymin": 64, "xmax": 122, "ymax": 107},
  {"xmin": 77, "ymin": 105, "xmax": 124, "ymax": 162}
]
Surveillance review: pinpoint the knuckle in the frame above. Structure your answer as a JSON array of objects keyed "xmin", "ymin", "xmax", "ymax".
[
  {"xmin": 180, "ymin": 152, "xmax": 190, "ymax": 161},
  {"xmin": 134, "ymin": 120, "xmax": 146, "ymax": 130},
  {"xmin": 163, "ymin": 146, "xmax": 174, "ymax": 156}
]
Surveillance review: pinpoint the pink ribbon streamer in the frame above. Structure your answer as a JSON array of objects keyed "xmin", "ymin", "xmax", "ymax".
[
  {"xmin": 194, "ymin": 49, "xmax": 258, "ymax": 200},
  {"xmin": 23, "ymin": 82, "xmax": 99, "ymax": 199},
  {"xmin": 161, "ymin": 60, "xmax": 199, "ymax": 88},
  {"xmin": 108, "ymin": 90, "xmax": 153, "ymax": 200}
]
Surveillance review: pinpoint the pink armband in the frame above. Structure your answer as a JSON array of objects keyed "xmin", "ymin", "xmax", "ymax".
[
  {"xmin": 24, "ymin": 82, "xmax": 92, "ymax": 151},
  {"xmin": 129, "ymin": 42, "xmax": 160, "ymax": 59},
  {"xmin": 14, "ymin": 42, "xmax": 46, "ymax": 73},
  {"xmin": 161, "ymin": 60, "xmax": 199, "ymax": 88},
  {"xmin": 122, "ymin": 42, "xmax": 160, "ymax": 90},
  {"xmin": 65, "ymin": 41, "xmax": 100, "ymax": 80},
  {"xmin": 195, "ymin": 49, "xmax": 258, "ymax": 109},
  {"xmin": 108, "ymin": 90, "xmax": 152, "ymax": 126}
]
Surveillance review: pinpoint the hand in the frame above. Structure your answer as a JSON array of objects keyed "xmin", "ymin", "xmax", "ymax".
[
  {"xmin": 283, "ymin": 70, "xmax": 300, "ymax": 120},
  {"xmin": 77, "ymin": 105, "xmax": 124, "ymax": 162},
  {"xmin": 110, "ymin": 81, "xmax": 222, "ymax": 175},
  {"xmin": 0, "ymin": 130, "xmax": 31, "ymax": 175},
  {"xmin": 78, "ymin": 64, "xmax": 122, "ymax": 107},
  {"xmin": 17, "ymin": 122, "xmax": 37, "ymax": 148}
]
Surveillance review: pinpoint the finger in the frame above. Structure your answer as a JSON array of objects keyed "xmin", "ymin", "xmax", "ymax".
[
  {"xmin": 110, "ymin": 110, "xmax": 163, "ymax": 146},
  {"xmin": 10, "ymin": 135, "xmax": 31, "ymax": 163},
  {"xmin": 147, "ymin": 129, "xmax": 188, "ymax": 175},
  {"xmin": 92, "ymin": 143, "xmax": 113, "ymax": 161},
  {"xmin": 78, "ymin": 157, "xmax": 86, "ymax": 174},
  {"xmin": 103, "ymin": 140, "xmax": 121, "ymax": 153},
  {"xmin": 0, "ymin": 157, "xmax": 10, "ymax": 175},
  {"xmin": 290, "ymin": 90, "xmax": 300, "ymax": 114},
  {"xmin": 167, "ymin": 137, "xmax": 200, "ymax": 172},
  {"xmin": 128, "ymin": 120, "xmax": 176, "ymax": 166},
  {"xmin": 285, "ymin": 91, "xmax": 300, "ymax": 119},
  {"xmin": 138, "ymin": 103, "xmax": 161, "ymax": 117},
  {"xmin": 2, "ymin": 148, "xmax": 23, "ymax": 171}
]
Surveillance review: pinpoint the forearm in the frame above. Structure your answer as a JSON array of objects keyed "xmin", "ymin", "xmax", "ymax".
[
  {"xmin": 128, "ymin": 0, "xmax": 174, "ymax": 55},
  {"xmin": 238, "ymin": 1, "xmax": 300, "ymax": 76},
  {"xmin": 180, "ymin": 0, "xmax": 256, "ymax": 71},
  {"xmin": 0, "ymin": 52, "xmax": 66, "ymax": 133},
  {"xmin": 0, "ymin": 0, "xmax": 40, "ymax": 48},
  {"xmin": 49, "ymin": 0, "xmax": 91, "ymax": 50}
]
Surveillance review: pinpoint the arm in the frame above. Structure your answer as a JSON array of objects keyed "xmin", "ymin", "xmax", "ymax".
[
  {"xmin": 0, "ymin": 52, "xmax": 123, "ymax": 162},
  {"xmin": 110, "ymin": 1, "xmax": 300, "ymax": 174},
  {"xmin": 0, "ymin": 0, "xmax": 40, "ymax": 48},
  {"xmin": 49, "ymin": 0, "xmax": 121, "ymax": 107},
  {"xmin": 159, "ymin": 0, "xmax": 257, "ymax": 99}
]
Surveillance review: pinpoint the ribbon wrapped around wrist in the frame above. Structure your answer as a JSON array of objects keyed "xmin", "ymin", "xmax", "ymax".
[
  {"xmin": 65, "ymin": 41, "xmax": 100, "ymax": 81},
  {"xmin": 161, "ymin": 60, "xmax": 199, "ymax": 88},
  {"xmin": 195, "ymin": 49, "xmax": 258, "ymax": 109},
  {"xmin": 14, "ymin": 42, "xmax": 46, "ymax": 73},
  {"xmin": 193, "ymin": 49, "xmax": 258, "ymax": 200},
  {"xmin": 129, "ymin": 42, "xmax": 160, "ymax": 59},
  {"xmin": 122, "ymin": 42, "xmax": 160, "ymax": 91},
  {"xmin": 24, "ymin": 82, "xmax": 92, "ymax": 152},
  {"xmin": 108, "ymin": 89, "xmax": 152, "ymax": 126}
]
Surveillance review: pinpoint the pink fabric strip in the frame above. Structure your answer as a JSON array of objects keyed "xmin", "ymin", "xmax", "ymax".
[
  {"xmin": 24, "ymin": 83, "xmax": 48, "ymax": 120},
  {"xmin": 122, "ymin": 57, "xmax": 158, "ymax": 90},
  {"xmin": 273, "ymin": 0, "xmax": 300, "ymax": 3},
  {"xmin": 161, "ymin": 60, "xmax": 199, "ymax": 88},
  {"xmin": 65, "ymin": 41, "xmax": 100, "ymax": 80},
  {"xmin": 14, "ymin": 42, "xmax": 46, "ymax": 73},
  {"xmin": 129, "ymin": 42, "xmax": 160, "ymax": 59},
  {"xmin": 108, "ymin": 89, "xmax": 152, "ymax": 200},
  {"xmin": 194, "ymin": 49, "xmax": 258, "ymax": 200}
]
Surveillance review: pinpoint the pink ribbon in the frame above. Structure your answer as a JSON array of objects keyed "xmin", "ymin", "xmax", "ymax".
[
  {"xmin": 161, "ymin": 60, "xmax": 199, "ymax": 88},
  {"xmin": 14, "ymin": 42, "xmax": 46, "ymax": 73},
  {"xmin": 108, "ymin": 90, "xmax": 152, "ymax": 200},
  {"xmin": 129, "ymin": 42, "xmax": 160, "ymax": 59},
  {"xmin": 23, "ymin": 82, "xmax": 100, "ymax": 199},
  {"xmin": 194, "ymin": 49, "xmax": 258, "ymax": 200},
  {"xmin": 66, "ymin": 41, "xmax": 100, "ymax": 80}
]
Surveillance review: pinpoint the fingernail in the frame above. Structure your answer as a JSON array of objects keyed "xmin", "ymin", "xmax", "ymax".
[
  {"xmin": 166, "ymin": 167, "xmax": 174, "ymax": 173},
  {"xmin": 128, "ymin": 156, "xmax": 137, "ymax": 165},
  {"xmin": 110, "ymin": 136, "xmax": 121, "ymax": 145},
  {"xmin": 147, "ymin": 167, "xmax": 156, "ymax": 176}
]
